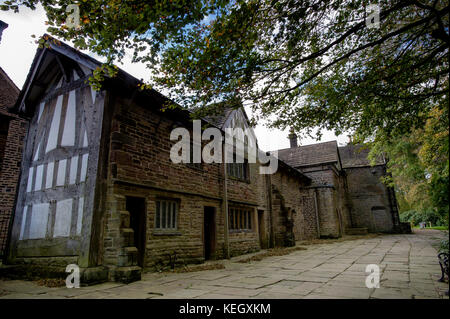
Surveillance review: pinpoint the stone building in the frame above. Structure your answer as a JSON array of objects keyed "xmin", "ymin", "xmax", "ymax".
[
  {"xmin": 3, "ymin": 37, "xmax": 316, "ymax": 283},
  {"xmin": 0, "ymin": 66, "xmax": 28, "ymax": 258},
  {"xmin": 2, "ymin": 36, "xmax": 406, "ymax": 284},
  {"xmin": 338, "ymin": 143, "xmax": 402, "ymax": 233},
  {"xmin": 276, "ymin": 133, "xmax": 406, "ymax": 238}
]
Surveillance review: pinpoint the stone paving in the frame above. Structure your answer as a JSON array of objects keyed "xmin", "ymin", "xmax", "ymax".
[{"xmin": 0, "ymin": 229, "xmax": 448, "ymax": 299}]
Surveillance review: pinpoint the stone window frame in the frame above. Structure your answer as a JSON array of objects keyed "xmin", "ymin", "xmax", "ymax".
[
  {"xmin": 228, "ymin": 206, "xmax": 253, "ymax": 232},
  {"xmin": 154, "ymin": 198, "xmax": 179, "ymax": 231},
  {"xmin": 227, "ymin": 161, "xmax": 250, "ymax": 182}
]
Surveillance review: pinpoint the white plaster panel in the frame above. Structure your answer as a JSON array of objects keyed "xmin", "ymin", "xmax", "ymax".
[
  {"xmin": 34, "ymin": 164, "xmax": 44, "ymax": 191},
  {"xmin": 46, "ymin": 161, "xmax": 54, "ymax": 189},
  {"xmin": 26, "ymin": 166, "xmax": 34, "ymax": 193},
  {"xmin": 56, "ymin": 159, "xmax": 67, "ymax": 186},
  {"xmin": 69, "ymin": 155, "xmax": 79, "ymax": 184},
  {"xmin": 33, "ymin": 141, "xmax": 41, "ymax": 161},
  {"xmin": 45, "ymin": 94, "xmax": 63, "ymax": 153},
  {"xmin": 90, "ymin": 87, "xmax": 96, "ymax": 104},
  {"xmin": 54, "ymin": 198, "xmax": 73, "ymax": 237},
  {"xmin": 80, "ymin": 154, "xmax": 88, "ymax": 182},
  {"xmin": 37, "ymin": 102, "xmax": 45, "ymax": 124},
  {"xmin": 29, "ymin": 203, "xmax": 49, "ymax": 239},
  {"xmin": 61, "ymin": 90, "xmax": 76, "ymax": 146},
  {"xmin": 19, "ymin": 206, "xmax": 28, "ymax": 240},
  {"xmin": 82, "ymin": 130, "xmax": 88, "ymax": 147},
  {"xmin": 77, "ymin": 197, "xmax": 84, "ymax": 235}
]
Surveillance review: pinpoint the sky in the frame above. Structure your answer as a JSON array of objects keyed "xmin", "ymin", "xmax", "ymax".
[{"xmin": 0, "ymin": 5, "xmax": 349, "ymax": 152}]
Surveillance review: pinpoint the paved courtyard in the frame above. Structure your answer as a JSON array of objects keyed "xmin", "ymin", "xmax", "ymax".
[{"xmin": 0, "ymin": 229, "xmax": 448, "ymax": 299}]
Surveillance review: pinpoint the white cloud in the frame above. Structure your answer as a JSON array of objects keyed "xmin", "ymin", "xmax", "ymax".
[{"xmin": 0, "ymin": 5, "xmax": 48, "ymax": 87}]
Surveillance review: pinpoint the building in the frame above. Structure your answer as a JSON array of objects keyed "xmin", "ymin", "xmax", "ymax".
[
  {"xmin": 277, "ymin": 133, "xmax": 407, "ymax": 237},
  {"xmin": 2, "ymin": 36, "xmax": 407, "ymax": 284},
  {"xmin": 0, "ymin": 65, "xmax": 28, "ymax": 258}
]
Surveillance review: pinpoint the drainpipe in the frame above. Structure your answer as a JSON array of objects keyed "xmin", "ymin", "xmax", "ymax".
[
  {"xmin": 313, "ymin": 188, "xmax": 321, "ymax": 238},
  {"xmin": 267, "ymin": 174, "xmax": 275, "ymax": 248},
  {"xmin": 222, "ymin": 150, "xmax": 230, "ymax": 259}
]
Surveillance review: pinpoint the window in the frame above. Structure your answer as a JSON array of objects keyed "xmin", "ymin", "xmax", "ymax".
[
  {"xmin": 155, "ymin": 200, "xmax": 178, "ymax": 230},
  {"xmin": 227, "ymin": 162, "xmax": 249, "ymax": 180},
  {"xmin": 228, "ymin": 207, "xmax": 253, "ymax": 230}
]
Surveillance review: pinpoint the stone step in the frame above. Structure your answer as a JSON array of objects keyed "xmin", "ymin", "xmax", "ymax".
[
  {"xmin": 345, "ymin": 227, "xmax": 368, "ymax": 235},
  {"xmin": 118, "ymin": 246, "xmax": 139, "ymax": 267}
]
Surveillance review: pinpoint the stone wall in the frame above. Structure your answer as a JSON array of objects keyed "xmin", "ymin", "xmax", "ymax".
[
  {"xmin": 102, "ymin": 93, "xmax": 263, "ymax": 273},
  {"xmin": 344, "ymin": 165, "xmax": 396, "ymax": 232},
  {"xmin": 0, "ymin": 68, "xmax": 27, "ymax": 257},
  {"xmin": 299, "ymin": 190, "xmax": 319, "ymax": 240},
  {"xmin": 299, "ymin": 165, "xmax": 342, "ymax": 238},
  {"xmin": 270, "ymin": 169, "xmax": 316, "ymax": 244},
  {"xmin": 332, "ymin": 169, "xmax": 352, "ymax": 232},
  {"xmin": 315, "ymin": 187, "xmax": 341, "ymax": 238}
]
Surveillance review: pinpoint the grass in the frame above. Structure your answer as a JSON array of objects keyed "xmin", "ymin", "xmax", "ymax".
[
  {"xmin": 166, "ymin": 263, "xmax": 226, "ymax": 273},
  {"xmin": 237, "ymin": 246, "xmax": 307, "ymax": 263},
  {"xmin": 35, "ymin": 278, "xmax": 66, "ymax": 288},
  {"xmin": 413, "ymin": 226, "xmax": 448, "ymax": 230}
]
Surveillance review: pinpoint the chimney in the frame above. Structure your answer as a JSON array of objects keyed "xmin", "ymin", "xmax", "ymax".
[
  {"xmin": 288, "ymin": 128, "xmax": 298, "ymax": 148},
  {"xmin": 0, "ymin": 20, "xmax": 8, "ymax": 44}
]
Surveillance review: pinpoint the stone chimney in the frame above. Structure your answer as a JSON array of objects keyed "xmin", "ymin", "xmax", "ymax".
[
  {"xmin": 288, "ymin": 128, "xmax": 298, "ymax": 148},
  {"xmin": 0, "ymin": 20, "xmax": 8, "ymax": 44}
]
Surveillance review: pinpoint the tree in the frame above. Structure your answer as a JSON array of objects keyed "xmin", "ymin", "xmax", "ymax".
[
  {"xmin": 370, "ymin": 104, "xmax": 448, "ymax": 226},
  {"xmin": 1, "ymin": 0, "xmax": 448, "ymax": 140}
]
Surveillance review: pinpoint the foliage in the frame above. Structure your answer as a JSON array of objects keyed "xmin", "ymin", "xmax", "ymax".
[
  {"xmin": 1, "ymin": 0, "xmax": 448, "ymax": 140},
  {"xmin": 370, "ymin": 104, "xmax": 448, "ymax": 227},
  {"xmin": 400, "ymin": 208, "xmax": 446, "ymax": 226},
  {"xmin": 2, "ymin": 1, "xmax": 448, "ymax": 223}
]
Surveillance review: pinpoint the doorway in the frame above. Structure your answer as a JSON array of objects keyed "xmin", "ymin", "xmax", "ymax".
[
  {"xmin": 203, "ymin": 206, "xmax": 216, "ymax": 260},
  {"xmin": 126, "ymin": 196, "xmax": 146, "ymax": 267},
  {"xmin": 258, "ymin": 210, "xmax": 266, "ymax": 248}
]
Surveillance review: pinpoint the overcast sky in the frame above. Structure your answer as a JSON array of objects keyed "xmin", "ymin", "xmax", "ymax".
[{"xmin": 0, "ymin": 5, "xmax": 349, "ymax": 151}]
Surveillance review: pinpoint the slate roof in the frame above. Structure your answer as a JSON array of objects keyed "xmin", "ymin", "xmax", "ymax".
[
  {"xmin": 200, "ymin": 105, "xmax": 235, "ymax": 129},
  {"xmin": 0, "ymin": 67, "xmax": 20, "ymax": 112},
  {"xmin": 276, "ymin": 140, "xmax": 339, "ymax": 168},
  {"xmin": 338, "ymin": 144, "xmax": 385, "ymax": 168}
]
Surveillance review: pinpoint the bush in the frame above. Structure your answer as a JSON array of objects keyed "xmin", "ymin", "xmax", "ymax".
[
  {"xmin": 400, "ymin": 210, "xmax": 418, "ymax": 224},
  {"xmin": 400, "ymin": 208, "xmax": 445, "ymax": 226}
]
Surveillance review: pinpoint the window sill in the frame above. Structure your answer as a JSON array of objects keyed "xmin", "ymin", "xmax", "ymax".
[{"xmin": 152, "ymin": 230, "xmax": 182, "ymax": 236}]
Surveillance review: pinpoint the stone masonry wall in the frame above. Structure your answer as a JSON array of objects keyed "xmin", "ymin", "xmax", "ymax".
[
  {"xmin": 332, "ymin": 170, "xmax": 352, "ymax": 232},
  {"xmin": 315, "ymin": 187, "xmax": 340, "ymax": 238},
  {"xmin": 102, "ymin": 93, "xmax": 262, "ymax": 272},
  {"xmin": 0, "ymin": 68, "xmax": 27, "ymax": 257},
  {"xmin": 270, "ymin": 169, "xmax": 315, "ymax": 244},
  {"xmin": 300, "ymin": 166, "xmax": 341, "ymax": 238},
  {"xmin": 299, "ymin": 189, "xmax": 319, "ymax": 240},
  {"xmin": 344, "ymin": 165, "xmax": 395, "ymax": 232}
]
